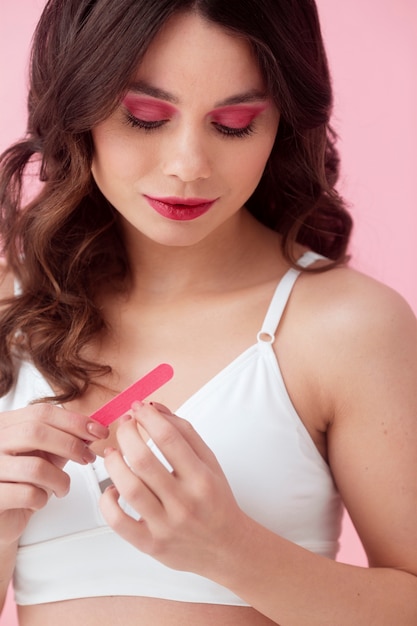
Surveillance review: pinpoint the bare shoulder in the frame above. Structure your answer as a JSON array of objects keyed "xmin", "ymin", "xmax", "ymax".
[
  {"xmin": 293, "ymin": 263, "xmax": 416, "ymax": 359},
  {"xmin": 298, "ymin": 264, "xmax": 417, "ymax": 410},
  {"xmin": 281, "ymin": 261, "xmax": 417, "ymax": 432},
  {"xmin": 304, "ymin": 261, "xmax": 415, "ymax": 318}
]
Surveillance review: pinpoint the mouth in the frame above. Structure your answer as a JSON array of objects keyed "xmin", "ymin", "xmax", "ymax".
[{"xmin": 144, "ymin": 195, "xmax": 218, "ymax": 221}]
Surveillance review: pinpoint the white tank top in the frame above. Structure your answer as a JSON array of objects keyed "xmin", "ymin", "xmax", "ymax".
[{"xmin": 2, "ymin": 251, "xmax": 343, "ymax": 606}]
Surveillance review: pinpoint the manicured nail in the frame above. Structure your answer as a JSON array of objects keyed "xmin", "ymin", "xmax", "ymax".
[
  {"xmin": 149, "ymin": 402, "xmax": 172, "ymax": 416},
  {"xmin": 86, "ymin": 421, "xmax": 109, "ymax": 439}
]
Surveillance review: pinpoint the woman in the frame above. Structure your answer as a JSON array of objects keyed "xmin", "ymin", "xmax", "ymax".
[{"xmin": 0, "ymin": 1, "xmax": 416, "ymax": 624}]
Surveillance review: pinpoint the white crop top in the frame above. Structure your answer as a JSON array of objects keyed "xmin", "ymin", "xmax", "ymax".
[{"xmin": 2, "ymin": 251, "xmax": 343, "ymax": 606}]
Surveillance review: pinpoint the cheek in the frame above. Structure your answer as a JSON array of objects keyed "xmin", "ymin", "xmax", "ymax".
[
  {"xmin": 233, "ymin": 140, "xmax": 275, "ymax": 186},
  {"xmin": 91, "ymin": 127, "xmax": 118, "ymax": 182},
  {"xmin": 92, "ymin": 129, "xmax": 149, "ymax": 186},
  {"xmin": 222, "ymin": 139, "xmax": 275, "ymax": 206}
]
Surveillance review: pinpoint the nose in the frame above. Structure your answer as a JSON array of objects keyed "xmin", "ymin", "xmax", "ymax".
[{"xmin": 162, "ymin": 126, "xmax": 211, "ymax": 182}]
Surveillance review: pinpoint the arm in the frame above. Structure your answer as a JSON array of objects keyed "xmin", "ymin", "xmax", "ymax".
[
  {"xmin": 0, "ymin": 260, "xmax": 110, "ymax": 614},
  {"xmin": 0, "ymin": 542, "xmax": 17, "ymax": 614},
  {"xmin": 0, "ymin": 405, "xmax": 109, "ymax": 615},
  {"xmin": 222, "ymin": 278, "xmax": 417, "ymax": 625},
  {"xmin": 101, "ymin": 274, "xmax": 417, "ymax": 625}
]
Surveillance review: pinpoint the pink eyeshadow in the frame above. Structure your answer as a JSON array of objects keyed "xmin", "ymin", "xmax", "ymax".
[
  {"xmin": 210, "ymin": 103, "xmax": 268, "ymax": 128},
  {"xmin": 122, "ymin": 94, "xmax": 177, "ymax": 121}
]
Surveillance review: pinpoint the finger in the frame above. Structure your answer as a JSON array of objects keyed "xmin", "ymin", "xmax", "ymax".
[
  {"xmin": 111, "ymin": 418, "xmax": 175, "ymax": 501},
  {"xmin": 149, "ymin": 402, "xmax": 173, "ymax": 416},
  {"xmin": 131, "ymin": 402, "xmax": 219, "ymax": 475},
  {"xmin": 103, "ymin": 446, "xmax": 165, "ymax": 520},
  {"xmin": 0, "ymin": 403, "xmax": 109, "ymax": 444},
  {"xmin": 147, "ymin": 402, "xmax": 219, "ymax": 468},
  {"xmin": 0, "ymin": 507, "xmax": 35, "ymax": 544},
  {"xmin": 99, "ymin": 483, "xmax": 153, "ymax": 553},
  {"xmin": 0, "ymin": 455, "xmax": 70, "ymax": 498},
  {"xmin": 0, "ymin": 482, "xmax": 49, "ymax": 512},
  {"xmin": 118, "ymin": 414, "xmax": 174, "ymax": 473},
  {"xmin": 0, "ymin": 420, "xmax": 97, "ymax": 466}
]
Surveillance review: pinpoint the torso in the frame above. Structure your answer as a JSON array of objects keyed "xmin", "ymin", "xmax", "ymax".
[
  {"xmin": 18, "ymin": 595, "xmax": 280, "ymax": 626},
  {"xmin": 14, "ymin": 228, "xmax": 336, "ymax": 625}
]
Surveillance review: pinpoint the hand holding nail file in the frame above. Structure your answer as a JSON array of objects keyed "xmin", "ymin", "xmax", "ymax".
[
  {"xmin": 91, "ymin": 364, "xmax": 175, "ymax": 520},
  {"xmin": 90, "ymin": 363, "xmax": 174, "ymax": 427}
]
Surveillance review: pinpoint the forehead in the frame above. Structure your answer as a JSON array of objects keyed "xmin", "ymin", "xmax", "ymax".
[{"xmin": 131, "ymin": 12, "xmax": 265, "ymax": 99}]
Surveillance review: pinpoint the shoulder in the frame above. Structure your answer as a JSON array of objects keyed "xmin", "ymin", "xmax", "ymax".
[
  {"xmin": 283, "ymin": 262, "xmax": 417, "ymax": 422},
  {"xmin": 294, "ymin": 263, "xmax": 416, "ymax": 352}
]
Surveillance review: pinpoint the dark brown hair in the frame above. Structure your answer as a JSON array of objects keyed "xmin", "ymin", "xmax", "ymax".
[{"xmin": 0, "ymin": 0, "xmax": 352, "ymax": 401}]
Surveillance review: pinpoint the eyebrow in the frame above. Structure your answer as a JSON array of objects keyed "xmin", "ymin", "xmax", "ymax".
[{"xmin": 127, "ymin": 80, "xmax": 268, "ymax": 108}]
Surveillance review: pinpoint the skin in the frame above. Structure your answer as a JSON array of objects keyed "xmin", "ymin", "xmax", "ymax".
[
  {"xmin": 90, "ymin": 25, "xmax": 280, "ymax": 250},
  {"xmin": 1, "ymin": 11, "xmax": 416, "ymax": 626}
]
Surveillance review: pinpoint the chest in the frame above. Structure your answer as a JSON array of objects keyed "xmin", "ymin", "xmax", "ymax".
[
  {"xmin": 66, "ymin": 281, "xmax": 328, "ymax": 459},
  {"xmin": 67, "ymin": 287, "xmax": 273, "ymax": 420}
]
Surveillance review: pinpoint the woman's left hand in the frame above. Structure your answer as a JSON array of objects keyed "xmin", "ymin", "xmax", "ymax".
[{"xmin": 99, "ymin": 401, "xmax": 246, "ymax": 576}]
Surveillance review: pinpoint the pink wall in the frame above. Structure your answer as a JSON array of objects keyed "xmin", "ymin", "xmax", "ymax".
[
  {"xmin": 0, "ymin": 1, "xmax": 416, "ymax": 623},
  {"xmin": 318, "ymin": 0, "xmax": 417, "ymax": 312}
]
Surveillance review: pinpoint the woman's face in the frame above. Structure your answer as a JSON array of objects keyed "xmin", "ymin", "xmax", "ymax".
[{"xmin": 91, "ymin": 11, "xmax": 280, "ymax": 248}]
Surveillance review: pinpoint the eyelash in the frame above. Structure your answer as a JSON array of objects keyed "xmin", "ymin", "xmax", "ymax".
[
  {"xmin": 124, "ymin": 112, "xmax": 255, "ymax": 139},
  {"xmin": 125, "ymin": 112, "xmax": 166, "ymax": 132},
  {"xmin": 212, "ymin": 122, "xmax": 255, "ymax": 139}
]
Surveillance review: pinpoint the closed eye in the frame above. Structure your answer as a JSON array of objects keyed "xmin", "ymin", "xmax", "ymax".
[
  {"xmin": 213, "ymin": 122, "xmax": 255, "ymax": 138},
  {"xmin": 124, "ymin": 112, "xmax": 168, "ymax": 132},
  {"xmin": 125, "ymin": 113, "xmax": 255, "ymax": 139},
  {"xmin": 121, "ymin": 94, "xmax": 174, "ymax": 132},
  {"xmin": 210, "ymin": 102, "xmax": 267, "ymax": 139}
]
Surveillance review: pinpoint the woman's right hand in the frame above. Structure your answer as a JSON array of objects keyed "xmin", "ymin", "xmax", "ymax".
[{"xmin": 0, "ymin": 404, "xmax": 109, "ymax": 545}]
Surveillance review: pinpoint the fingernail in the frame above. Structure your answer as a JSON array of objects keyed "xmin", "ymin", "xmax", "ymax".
[
  {"xmin": 131, "ymin": 400, "xmax": 144, "ymax": 411},
  {"xmin": 86, "ymin": 421, "xmax": 109, "ymax": 439},
  {"xmin": 119, "ymin": 413, "xmax": 132, "ymax": 424},
  {"xmin": 103, "ymin": 446, "xmax": 116, "ymax": 457},
  {"xmin": 149, "ymin": 402, "xmax": 172, "ymax": 416}
]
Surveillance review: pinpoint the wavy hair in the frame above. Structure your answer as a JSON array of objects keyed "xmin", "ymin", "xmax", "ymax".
[{"xmin": 0, "ymin": 0, "xmax": 353, "ymax": 401}]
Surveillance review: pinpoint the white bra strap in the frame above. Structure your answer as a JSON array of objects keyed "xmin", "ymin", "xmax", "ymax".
[{"xmin": 257, "ymin": 251, "xmax": 325, "ymax": 343}]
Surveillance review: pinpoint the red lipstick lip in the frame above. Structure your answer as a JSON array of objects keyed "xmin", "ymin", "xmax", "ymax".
[
  {"xmin": 146, "ymin": 195, "xmax": 216, "ymax": 206},
  {"xmin": 144, "ymin": 195, "xmax": 218, "ymax": 221}
]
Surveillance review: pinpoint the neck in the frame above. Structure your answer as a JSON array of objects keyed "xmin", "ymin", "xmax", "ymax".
[{"xmin": 120, "ymin": 210, "xmax": 280, "ymax": 299}]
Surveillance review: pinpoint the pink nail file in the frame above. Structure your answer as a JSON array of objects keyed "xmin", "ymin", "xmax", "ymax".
[{"xmin": 89, "ymin": 363, "xmax": 174, "ymax": 427}]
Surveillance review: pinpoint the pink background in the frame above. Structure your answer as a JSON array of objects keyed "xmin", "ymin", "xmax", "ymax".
[{"xmin": 1, "ymin": 1, "xmax": 416, "ymax": 623}]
